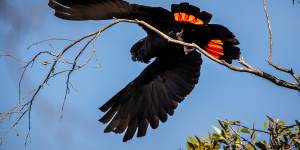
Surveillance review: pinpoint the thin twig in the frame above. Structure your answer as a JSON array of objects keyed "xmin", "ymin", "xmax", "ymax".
[
  {"xmin": 60, "ymin": 36, "xmax": 95, "ymax": 119},
  {"xmin": 0, "ymin": 51, "xmax": 27, "ymax": 63},
  {"xmin": 27, "ymin": 38, "xmax": 75, "ymax": 50},
  {"xmin": 6, "ymin": 28, "xmax": 104, "ymax": 143},
  {"xmin": 128, "ymin": 19, "xmax": 300, "ymax": 91},
  {"xmin": 263, "ymin": 0, "xmax": 300, "ymax": 84},
  {"xmin": 228, "ymin": 125, "xmax": 257, "ymax": 150},
  {"xmin": 221, "ymin": 120, "xmax": 269, "ymax": 134},
  {"xmin": 0, "ymin": 103, "xmax": 20, "ymax": 123},
  {"xmin": 59, "ymin": 24, "xmax": 105, "ymax": 119}
]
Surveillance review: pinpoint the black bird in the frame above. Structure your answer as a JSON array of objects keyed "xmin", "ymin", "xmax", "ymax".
[{"xmin": 48, "ymin": 0, "xmax": 240, "ymax": 142}]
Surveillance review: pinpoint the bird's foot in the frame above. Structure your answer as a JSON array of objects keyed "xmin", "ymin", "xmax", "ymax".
[
  {"xmin": 176, "ymin": 28, "xmax": 195, "ymax": 54},
  {"xmin": 176, "ymin": 29, "xmax": 184, "ymax": 41},
  {"xmin": 184, "ymin": 46, "xmax": 195, "ymax": 55}
]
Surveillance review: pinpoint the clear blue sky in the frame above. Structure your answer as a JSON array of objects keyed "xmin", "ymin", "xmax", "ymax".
[{"xmin": 0, "ymin": 0, "xmax": 299, "ymax": 150}]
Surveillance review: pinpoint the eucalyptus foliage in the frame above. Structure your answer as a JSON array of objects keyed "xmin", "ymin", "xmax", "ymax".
[{"xmin": 186, "ymin": 116, "xmax": 300, "ymax": 150}]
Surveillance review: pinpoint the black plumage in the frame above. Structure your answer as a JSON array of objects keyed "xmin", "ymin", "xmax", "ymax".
[{"xmin": 48, "ymin": 0, "xmax": 241, "ymax": 142}]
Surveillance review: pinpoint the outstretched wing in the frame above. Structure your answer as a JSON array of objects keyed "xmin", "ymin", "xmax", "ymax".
[
  {"xmin": 99, "ymin": 51, "xmax": 202, "ymax": 142},
  {"xmin": 48, "ymin": 0, "xmax": 172, "ymax": 31}
]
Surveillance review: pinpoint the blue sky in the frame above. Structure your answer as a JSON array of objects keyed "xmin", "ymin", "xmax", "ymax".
[{"xmin": 0, "ymin": 0, "xmax": 300, "ymax": 150}]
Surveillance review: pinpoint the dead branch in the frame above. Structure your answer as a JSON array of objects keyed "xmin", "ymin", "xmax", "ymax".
[
  {"xmin": 0, "ymin": 50, "xmax": 27, "ymax": 63},
  {"xmin": 263, "ymin": 0, "xmax": 300, "ymax": 84},
  {"xmin": 125, "ymin": 19, "xmax": 300, "ymax": 91}
]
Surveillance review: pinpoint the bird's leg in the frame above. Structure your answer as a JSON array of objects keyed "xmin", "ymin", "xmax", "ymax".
[
  {"xmin": 176, "ymin": 28, "xmax": 195, "ymax": 55},
  {"xmin": 176, "ymin": 28, "xmax": 184, "ymax": 41}
]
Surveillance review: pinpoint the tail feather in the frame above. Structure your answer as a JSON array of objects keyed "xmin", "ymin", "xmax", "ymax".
[{"xmin": 205, "ymin": 24, "xmax": 241, "ymax": 63}]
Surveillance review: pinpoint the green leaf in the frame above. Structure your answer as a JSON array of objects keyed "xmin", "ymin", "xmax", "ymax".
[
  {"xmin": 221, "ymin": 130, "xmax": 227, "ymax": 139},
  {"xmin": 212, "ymin": 133, "xmax": 225, "ymax": 141},
  {"xmin": 213, "ymin": 144, "xmax": 220, "ymax": 150},
  {"xmin": 218, "ymin": 120, "xmax": 229, "ymax": 133},
  {"xmin": 266, "ymin": 115, "xmax": 274, "ymax": 123},
  {"xmin": 224, "ymin": 124, "xmax": 229, "ymax": 133},
  {"xmin": 247, "ymin": 144, "xmax": 255, "ymax": 150},
  {"xmin": 237, "ymin": 127, "xmax": 241, "ymax": 133},
  {"xmin": 277, "ymin": 120, "xmax": 285, "ymax": 124},
  {"xmin": 195, "ymin": 136, "xmax": 201, "ymax": 144},
  {"xmin": 227, "ymin": 120, "xmax": 241, "ymax": 124},
  {"xmin": 235, "ymin": 136, "xmax": 241, "ymax": 146},
  {"xmin": 186, "ymin": 142, "xmax": 194, "ymax": 150},
  {"xmin": 282, "ymin": 129, "xmax": 291, "ymax": 136},
  {"xmin": 241, "ymin": 128, "xmax": 250, "ymax": 134},
  {"xmin": 188, "ymin": 136, "xmax": 198, "ymax": 145},
  {"xmin": 263, "ymin": 122, "xmax": 268, "ymax": 131},
  {"xmin": 251, "ymin": 130, "xmax": 256, "ymax": 141},
  {"xmin": 255, "ymin": 141, "xmax": 268, "ymax": 150},
  {"xmin": 199, "ymin": 134, "xmax": 207, "ymax": 141},
  {"xmin": 212, "ymin": 126, "xmax": 222, "ymax": 135}
]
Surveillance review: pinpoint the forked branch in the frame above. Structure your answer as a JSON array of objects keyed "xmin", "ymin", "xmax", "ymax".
[
  {"xmin": 127, "ymin": 19, "xmax": 300, "ymax": 91},
  {"xmin": 263, "ymin": 0, "xmax": 300, "ymax": 84}
]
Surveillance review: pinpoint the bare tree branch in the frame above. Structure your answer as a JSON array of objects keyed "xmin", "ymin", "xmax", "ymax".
[
  {"xmin": 263, "ymin": 0, "xmax": 300, "ymax": 84},
  {"xmin": 27, "ymin": 38, "xmax": 75, "ymax": 50},
  {"xmin": 126, "ymin": 19, "xmax": 300, "ymax": 91},
  {"xmin": 0, "ymin": 50, "xmax": 27, "ymax": 63}
]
